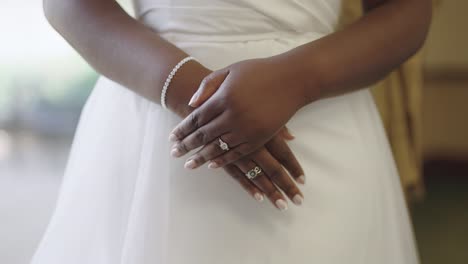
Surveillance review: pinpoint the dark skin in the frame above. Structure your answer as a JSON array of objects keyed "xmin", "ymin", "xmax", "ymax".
[
  {"xmin": 169, "ymin": 0, "xmax": 432, "ymax": 170},
  {"xmin": 43, "ymin": 0, "xmax": 431, "ymax": 211},
  {"xmin": 43, "ymin": 0, "xmax": 307, "ymax": 211}
]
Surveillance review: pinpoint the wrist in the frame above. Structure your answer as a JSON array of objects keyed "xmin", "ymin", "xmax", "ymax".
[
  {"xmin": 164, "ymin": 61, "xmax": 211, "ymax": 118},
  {"xmin": 269, "ymin": 51, "xmax": 322, "ymax": 110}
]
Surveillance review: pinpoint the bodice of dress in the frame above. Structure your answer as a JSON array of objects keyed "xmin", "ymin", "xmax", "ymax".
[{"xmin": 132, "ymin": 0, "xmax": 342, "ymax": 42}]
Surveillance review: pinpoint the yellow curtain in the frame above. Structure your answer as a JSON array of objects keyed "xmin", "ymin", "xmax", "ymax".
[{"xmin": 338, "ymin": 1, "xmax": 429, "ymax": 201}]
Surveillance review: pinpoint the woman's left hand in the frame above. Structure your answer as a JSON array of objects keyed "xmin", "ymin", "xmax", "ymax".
[{"xmin": 169, "ymin": 57, "xmax": 309, "ymax": 168}]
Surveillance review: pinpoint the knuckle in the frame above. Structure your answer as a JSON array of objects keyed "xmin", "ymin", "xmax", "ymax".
[
  {"xmin": 178, "ymin": 142, "xmax": 189, "ymax": 153},
  {"xmin": 277, "ymin": 150, "xmax": 294, "ymax": 164},
  {"xmin": 193, "ymin": 154, "xmax": 206, "ymax": 165},
  {"xmin": 269, "ymin": 166, "xmax": 284, "ymax": 180},
  {"xmin": 193, "ymin": 129, "xmax": 208, "ymax": 144},
  {"xmin": 265, "ymin": 189, "xmax": 279, "ymax": 199},
  {"xmin": 189, "ymin": 112, "xmax": 200, "ymax": 129}
]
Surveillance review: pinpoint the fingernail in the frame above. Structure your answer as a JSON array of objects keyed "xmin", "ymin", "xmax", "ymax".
[
  {"xmin": 254, "ymin": 193, "xmax": 264, "ymax": 202},
  {"xmin": 188, "ymin": 93, "xmax": 199, "ymax": 107},
  {"xmin": 292, "ymin": 194, "xmax": 303, "ymax": 206},
  {"xmin": 208, "ymin": 161, "xmax": 219, "ymax": 169},
  {"xmin": 184, "ymin": 159, "xmax": 196, "ymax": 169},
  {"xmin": 297, "ymin": 175, "xmax": 306, "ymax": 185},
  {"xmin": 275, "ymin": 199, "xmax": 288, "ymax": 211},
  {"xmin": 284, "ymin": 127, "xmax": 295, "ymax": 140},
  {"xmin": 169, "ymin": 134, "xmax": 178, "ymax": 142},
  {"xmin": 171, "ymin": 148, "xmax": 181, "ymax": 157}
]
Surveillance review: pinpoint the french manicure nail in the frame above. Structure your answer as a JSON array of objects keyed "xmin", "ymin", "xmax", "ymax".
[
  {"xmin": 284, "ymin": 127, "xmax": 295, "ymax": 140},
  {"xmin": 208, "ymin": 161, "xmax": 219, "ymax": 169},
  {"xmin": 275, "ymin": 199, "xmax": 288, "ymax": 211},
  {"xmin": 254, "ymin": 193, "xmax": 264, "ymax": 202},
  {"xmin": 169, "ymin": 134, "xmax": 178, "ymax": 142},
  {"xmin": 292, "ymin": 194, "xmax": 303, "ymax": 206},
  {"xmin": 188, "ymin": 93, "xmax": 199, "ymax": 107},
  {"xmin": 184, "ymin": 159, "xmax": 196, "ymax": 169},
  {"xmin": 297, "ymin": 175, "xmax": 306, "ymax": 185},
  {"xmin": 171, "ymin": 148, "xmax": 181, "ymax": 157}
]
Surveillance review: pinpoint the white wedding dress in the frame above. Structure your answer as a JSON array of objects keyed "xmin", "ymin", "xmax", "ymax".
[{"xmin": 31, "ymin": 1, "xmax": 420, "ymax": 263}]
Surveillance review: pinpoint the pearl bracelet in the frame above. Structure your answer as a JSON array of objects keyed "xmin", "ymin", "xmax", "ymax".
[{"xmin": 161, "ymin": 56, "xmax": 196, "ymax": 110}]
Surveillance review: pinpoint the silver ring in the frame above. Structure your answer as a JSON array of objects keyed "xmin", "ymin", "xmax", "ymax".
[
  {"xmin": 218, "ymin": 138, "xmax": 230, "ymax": 151},
  {"xmin": 245, "ymin": 166, "xmax": 262, "ymax": 180}
]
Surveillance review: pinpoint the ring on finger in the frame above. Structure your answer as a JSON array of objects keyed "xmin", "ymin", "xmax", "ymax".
[
  {"xmin": 245, "ymin": 166, "xmax": 262, "ymax": 180},
  {"xmin": 218, "ymin": 138, "xmax": 230, "ymax": 151}
]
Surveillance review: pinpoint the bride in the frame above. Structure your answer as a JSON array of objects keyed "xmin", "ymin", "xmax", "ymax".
[{"xmin": 32, "ymin": 0, "xmax": 431, "ymax": 263}]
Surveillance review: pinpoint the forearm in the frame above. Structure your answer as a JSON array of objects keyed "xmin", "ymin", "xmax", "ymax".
[
  {"xmin": 277, "ymin": 0, "xmax": 431, "ymax": 104},
  {"xmin": 43, "ymin": 0, "xmax": 208, "ymax": 116}
]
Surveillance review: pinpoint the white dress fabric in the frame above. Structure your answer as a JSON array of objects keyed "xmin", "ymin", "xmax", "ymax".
[{"xmin": 31, "ymin": 1, "xmax": 420, "ymax": 263}]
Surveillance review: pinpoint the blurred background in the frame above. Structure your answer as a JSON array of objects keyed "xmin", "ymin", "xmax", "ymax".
[{"xmin": 0, "ymin": 1, "xmax": 466, "ymax": 264}]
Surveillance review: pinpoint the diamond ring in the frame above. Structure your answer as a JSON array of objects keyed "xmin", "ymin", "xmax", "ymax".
[
  {"xmin": 245, "ymin": 166, "xmax": 262, "ymax": 180},
  {"xmin": 218, "ymin": 138, "xmax": 229, "ymax": 151}
]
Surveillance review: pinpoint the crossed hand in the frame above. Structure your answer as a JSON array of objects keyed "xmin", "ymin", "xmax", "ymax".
[{"xmin": 169, "ymin": 57, "xmax": 309, "ymax": 211}]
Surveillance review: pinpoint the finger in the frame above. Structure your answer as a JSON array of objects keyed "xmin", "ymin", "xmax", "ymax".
[
  {"xmin": 253, "ymin": 148, "xmax": 304, "ymax": 206},
  {"xmin": 169, "ymin": 99, "xmax": 223, "ymax": 143},
  {"xmin": 188, "ymin": 69, "xmax": 229, "ymax": 108},
  {"xmin": 266, "ymin": 136, "xmax": 305, "ymax": 185},
  {"xmin": 183, "ymin": 133, "xmax": 241, "ymax": 169},
  {"xmin": 235, "ymin": 157, "xmax": 289, "ymax": 211},
  {"xmin": 207, "ymin": 142, "xmax": 253, "ymax": 168},
  {"xmin": 280, "ymin": 126, "xmax": 295, "ymax": 141},
  {"xmin": 170, "ymin": 113, "xmax": 231, "ymax": 158},
  {"xmin": 223, "ymin": 164, "xmax": 265, "ymax": 203}
]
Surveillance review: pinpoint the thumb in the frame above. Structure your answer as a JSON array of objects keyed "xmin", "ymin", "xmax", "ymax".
[{"xmin": 188, "ymin": 69, "xmax": 229, "ymax": 108}]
